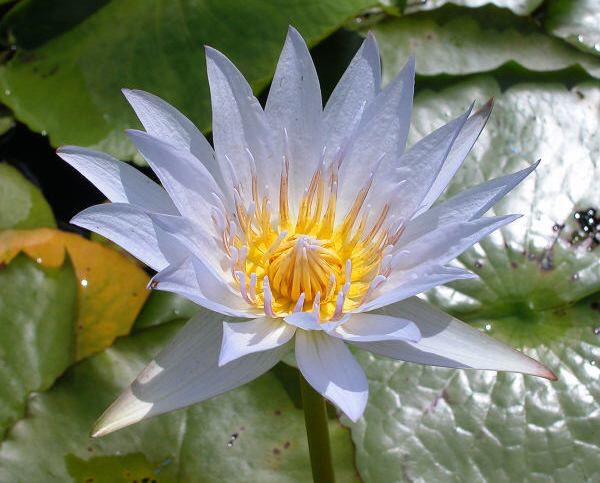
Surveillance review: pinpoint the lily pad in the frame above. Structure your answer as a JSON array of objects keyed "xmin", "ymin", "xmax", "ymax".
[
  {"xmin": 545, "ymin": 0, "xmax": 600, "ymax": 56},
  {"xmin": 133, "ymin": 292, "xmax": 200, "ymax": 332},
  {"xmin": 0, "ymin": 228, "xmax": 150, "ymax": 360},
  {"xmin": 0, "ymin": 0, "xmax": 373, "ymax": 160},
  {"xmin": 365, "ymin": 5, "xmax": 600, "ymax": 81},
  {"xmin": 412, "ymin": 79, "xmax": 600, "ymax": 325},
  {"xmin": 0, "ymin": 163, "xmax": 55, "ymax": 230},
  {"xmin": 353, "ymin": 295, "xmax": 599, "ymax": 482},
  {"xmin": 348, "ymin": 78, "xmax": 600, "ymax": 481},
  {"xmin": 405, "ymin": 0, "xmax": 543, "ymax": 15},
  {"xmin": 0, "ymin": 318, "xmax": 360, "ymax": 482},
  {"xmin": 0, "ymin": 254, "xmax": 76, "ymax": 438}
]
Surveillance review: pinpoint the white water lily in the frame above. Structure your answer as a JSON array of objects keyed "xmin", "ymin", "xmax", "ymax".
[{"xmin": 59, "ymin": 27, "xmax": 555, "ymax": 438}]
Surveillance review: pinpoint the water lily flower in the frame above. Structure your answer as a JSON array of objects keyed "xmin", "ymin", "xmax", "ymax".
[{"xmin": 59, "ymin": 27, "xmax": 555, "ymax": 438}]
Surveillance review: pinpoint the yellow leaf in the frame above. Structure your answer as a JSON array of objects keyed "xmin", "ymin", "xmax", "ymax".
[{"xmin": 0, "ymin": 228, "xmax": 150, "ymax": 360}]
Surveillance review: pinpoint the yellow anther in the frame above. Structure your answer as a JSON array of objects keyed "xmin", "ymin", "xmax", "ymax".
[{"xmin": 225, "ymin": 159, "xmax": 394, "ymax": 320}]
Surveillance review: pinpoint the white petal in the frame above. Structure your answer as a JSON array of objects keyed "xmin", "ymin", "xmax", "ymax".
[
  {"xmin": 353, "ymin": 297, "xmax": 556, "ymax": 380},
  {"xmin": 284, "ymin": 312, "xmax": 351, "ymax": 331},
  {"xmin": 336, "ymin": 56, "xmax": 414, "ymax": 220},
  {"xmin": 57, "ymin": 146, "xmax": 177, "ymax": 215},
  {"xmin": 92, "ymin": 313, "xmax": 290, "ymax": 437},
  {"xmin": 219, "ymin": 317, "xmax": 296, "ymax": 366},
  {"xmin": 333, "ymin": 314, "xmax": 421, "ymax": 342},
  {"xmin": 359, "ymin": 265, "xmax": 477, "ymax": 312},
  {"xmin": 296, "ymin": 330, "xmax": 368, "ymax": 422},
  {"xmin": 205, "ymin": 47, "xmax": 277, "ymax": 204},
  {"xmin": 402, "ymin": 162, "xmax": 539, "ymax": 245},
  {"xmin": 377, "ymin": 104, "xmax": 472, "ymax": 222},
  {"xmin": 393, "ymin": 214, "xmax": 520, "ymax": 271},
  {"xmin": 71, "ymin": 203, "xmax": 184, "ymax": 271},
  {"xmin": 323, "ymin": 32, "xmax": 380, "ymax": 161},
  {"xmin": 126, "ymin": 129, "xmax": 224, "ymax": 223},
  {"xmin": 416, "ymin": 99, "xmax": 494, "ymax": 214},
  {"xmin": 121, "ymin": 89, "xmax": 222, "ymax": 188},
  {"xmin": 283, "ymin": 311, "xmax": 322, "ymax": 330},
  {"xmin": 147, "ymin": 213, "xmax": 225, "ymax": 276},
  {"xmin": 151, "ymin": 256, "xmax": 261, "ymax": 318},
  {"xmin": 266, "ymin": 27, "xmax": 323, "ymax": 214}
]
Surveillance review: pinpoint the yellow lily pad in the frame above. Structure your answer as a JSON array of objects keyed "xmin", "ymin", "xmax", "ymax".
[{"xmin": 0, "ymin": 228, "xmax": 149, "ymax": 360}]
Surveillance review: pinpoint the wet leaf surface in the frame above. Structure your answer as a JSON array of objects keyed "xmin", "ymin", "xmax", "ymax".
[
  {"xmin": 349, "ymin": 77, "xmax": 600, "ymax": 481},
  {"xmin": 405, "ymin": 0, "xmax": 543, "ymax": 16},
  {"xmin": 0, "ymin": 163, "xmax": 55, "ymax": 230},
  {"xmin": 0, "ymin": 318, "xmax": 360, "ymax": 482},
  {"xmin": 366, "ymin": 5, "xmax": 600, "ymax": 81},
  {"xmin": 0, "ymin": 228, "xmax": 149, "ymax": 359},
  {"xmin": 545, "ymin": 0, "xmax": 600, "ymax": 56},
  {"xmin": 0, "ymin": 254, "xmax": 76, "ymax": 438},
  {"xmin": 0, "ymin": 0, "xmax": 373, "ymax": 160}
]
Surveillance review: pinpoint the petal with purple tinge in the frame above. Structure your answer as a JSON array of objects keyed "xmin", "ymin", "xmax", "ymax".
[
  {"xmin": 58, "ymin": 146, "xmax": 177, "ymax": 215},
  {"xmin": 127, "ymin": 129, "xmax": 224, "ymax": 225},
  {"xmin": 296, "ymin": 330, "xmax": 369, "ymax": 422},
  {"xmin": 403, "ymin": 161, "xmax": 539, "ymax": 244},
  {"xmin": 219, "ymin": 317, "xmax": 296, "ymax": 366},
  {"xmin": 354, "ymin": 297, "xmax": 557, "ymax": 380},
  {"xmin": 150, "ymin": 256, "xmax": 260, "ymax": 319},
  {"xmin": 416, "ymin": 99, "xmax": 494, "ymax": 213},
  {"xmin": 266, "ymin": 27, "xmax": 323, "ymax": 213},
  {"xmin": 323, "ymin": 32, "xmax": 380, "ymax": 163},
  {"xmin": 92, "ymin": 313, "xmax": 290, "ymax": 437},
  {"xmin": 121, "ymin": 89, "xmax": 219, "ymax": 186},
  {"xmin": 71, "ymin": 203, "xmax": 184, "ymax": 271},
  {"xmin": 205, "ymin": 47, "xmax": 277, "ymax": 203},
  {"xmin": 332, "ymin": 314, "xmax": 421, "ymax": 342}
]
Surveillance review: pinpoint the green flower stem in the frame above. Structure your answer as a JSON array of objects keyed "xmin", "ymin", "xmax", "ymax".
[{"xmin": 299, "ymin": 373, "xmax": 335, "ymax": 483}]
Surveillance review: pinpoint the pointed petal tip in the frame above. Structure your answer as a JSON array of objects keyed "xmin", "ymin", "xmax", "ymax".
[
  {"xmin": 204, "ymin": 44, "xmax": 221, "ymax": 58},
  {"xmin": 404, "ymin": 54, "xmax": 416, "ymax": 73},
  {"xmin": 364, "ymin": 30, "xmax": 379, "ymax": 47},
  {"xmin": 90, "ymin": 421, "xmax": 108, "ymax": 438},
  {"xmin": 287, "ymin": 25, "xmax": 301, "ymax": 37},
  {"xmin": 536, "ymin": 363, "xmax": 558, "ymax": 381},
  {"xmin": 89, "ymin": 386, "xmax": 153, "ymax": 438},
  {"xmin": 121, "ymin": 87, "xmax": 148, "ymax": 102},
  {"xmin": 55, "ymin": 145, "xmax": 82, "ymax": 157},
  {"xmin": 474, "ymin": 97, "xmax": 494, "ymax": 118}
]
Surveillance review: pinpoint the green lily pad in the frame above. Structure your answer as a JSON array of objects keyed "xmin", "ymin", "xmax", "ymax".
[
  {"xmin": 0, "ymin": 163, "xmax": 55, "ymax": 230},
  {"xmin": 353, "ymin": 294, "xmax": 599, "ymax": 482},
  {"xmin": 0, "ymin": 319, "xmax": 360, "ymax": 482},
  {"xmin": 412, "ymin": 78, "xmax": 600, "ymax": 330},
  {"xmin": 545, "ymin": 0, "xmax": 600, "ymax": 57},
  {"xmin": 365, "ymin": 5, "xmax": 600, "ymax": 81},
  {"xmin": 133, "ymin": 292, "xmax": 200, "ymax": 332},
  {"xmin": 347, "ymin": 77, "xmax": 600, "ymax": 481},
  {"xmin": 405, "ymin": 0, "xmax": 542, "ymax": 15},
  {"xmin": 0, "ymin": 254, "xmax": 76, "ymax": 438},
  {"xmin": 0, "ymin": 0, "xmax": 373, "ymax": 160}
]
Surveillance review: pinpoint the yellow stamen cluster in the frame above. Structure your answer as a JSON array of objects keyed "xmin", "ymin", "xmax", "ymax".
[{"xmin": 221, "ymin": 157, "xmax": 400, "ymax": 320}]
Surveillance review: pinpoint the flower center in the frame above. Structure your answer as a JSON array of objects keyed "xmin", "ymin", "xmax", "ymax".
[
  {"xmin": 215, "ymin": 153, "xmax": 404, "ymax": 320},
  {"xmin": 267, "ymin": 235, "xmax": 342, "ymax": 304}
]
